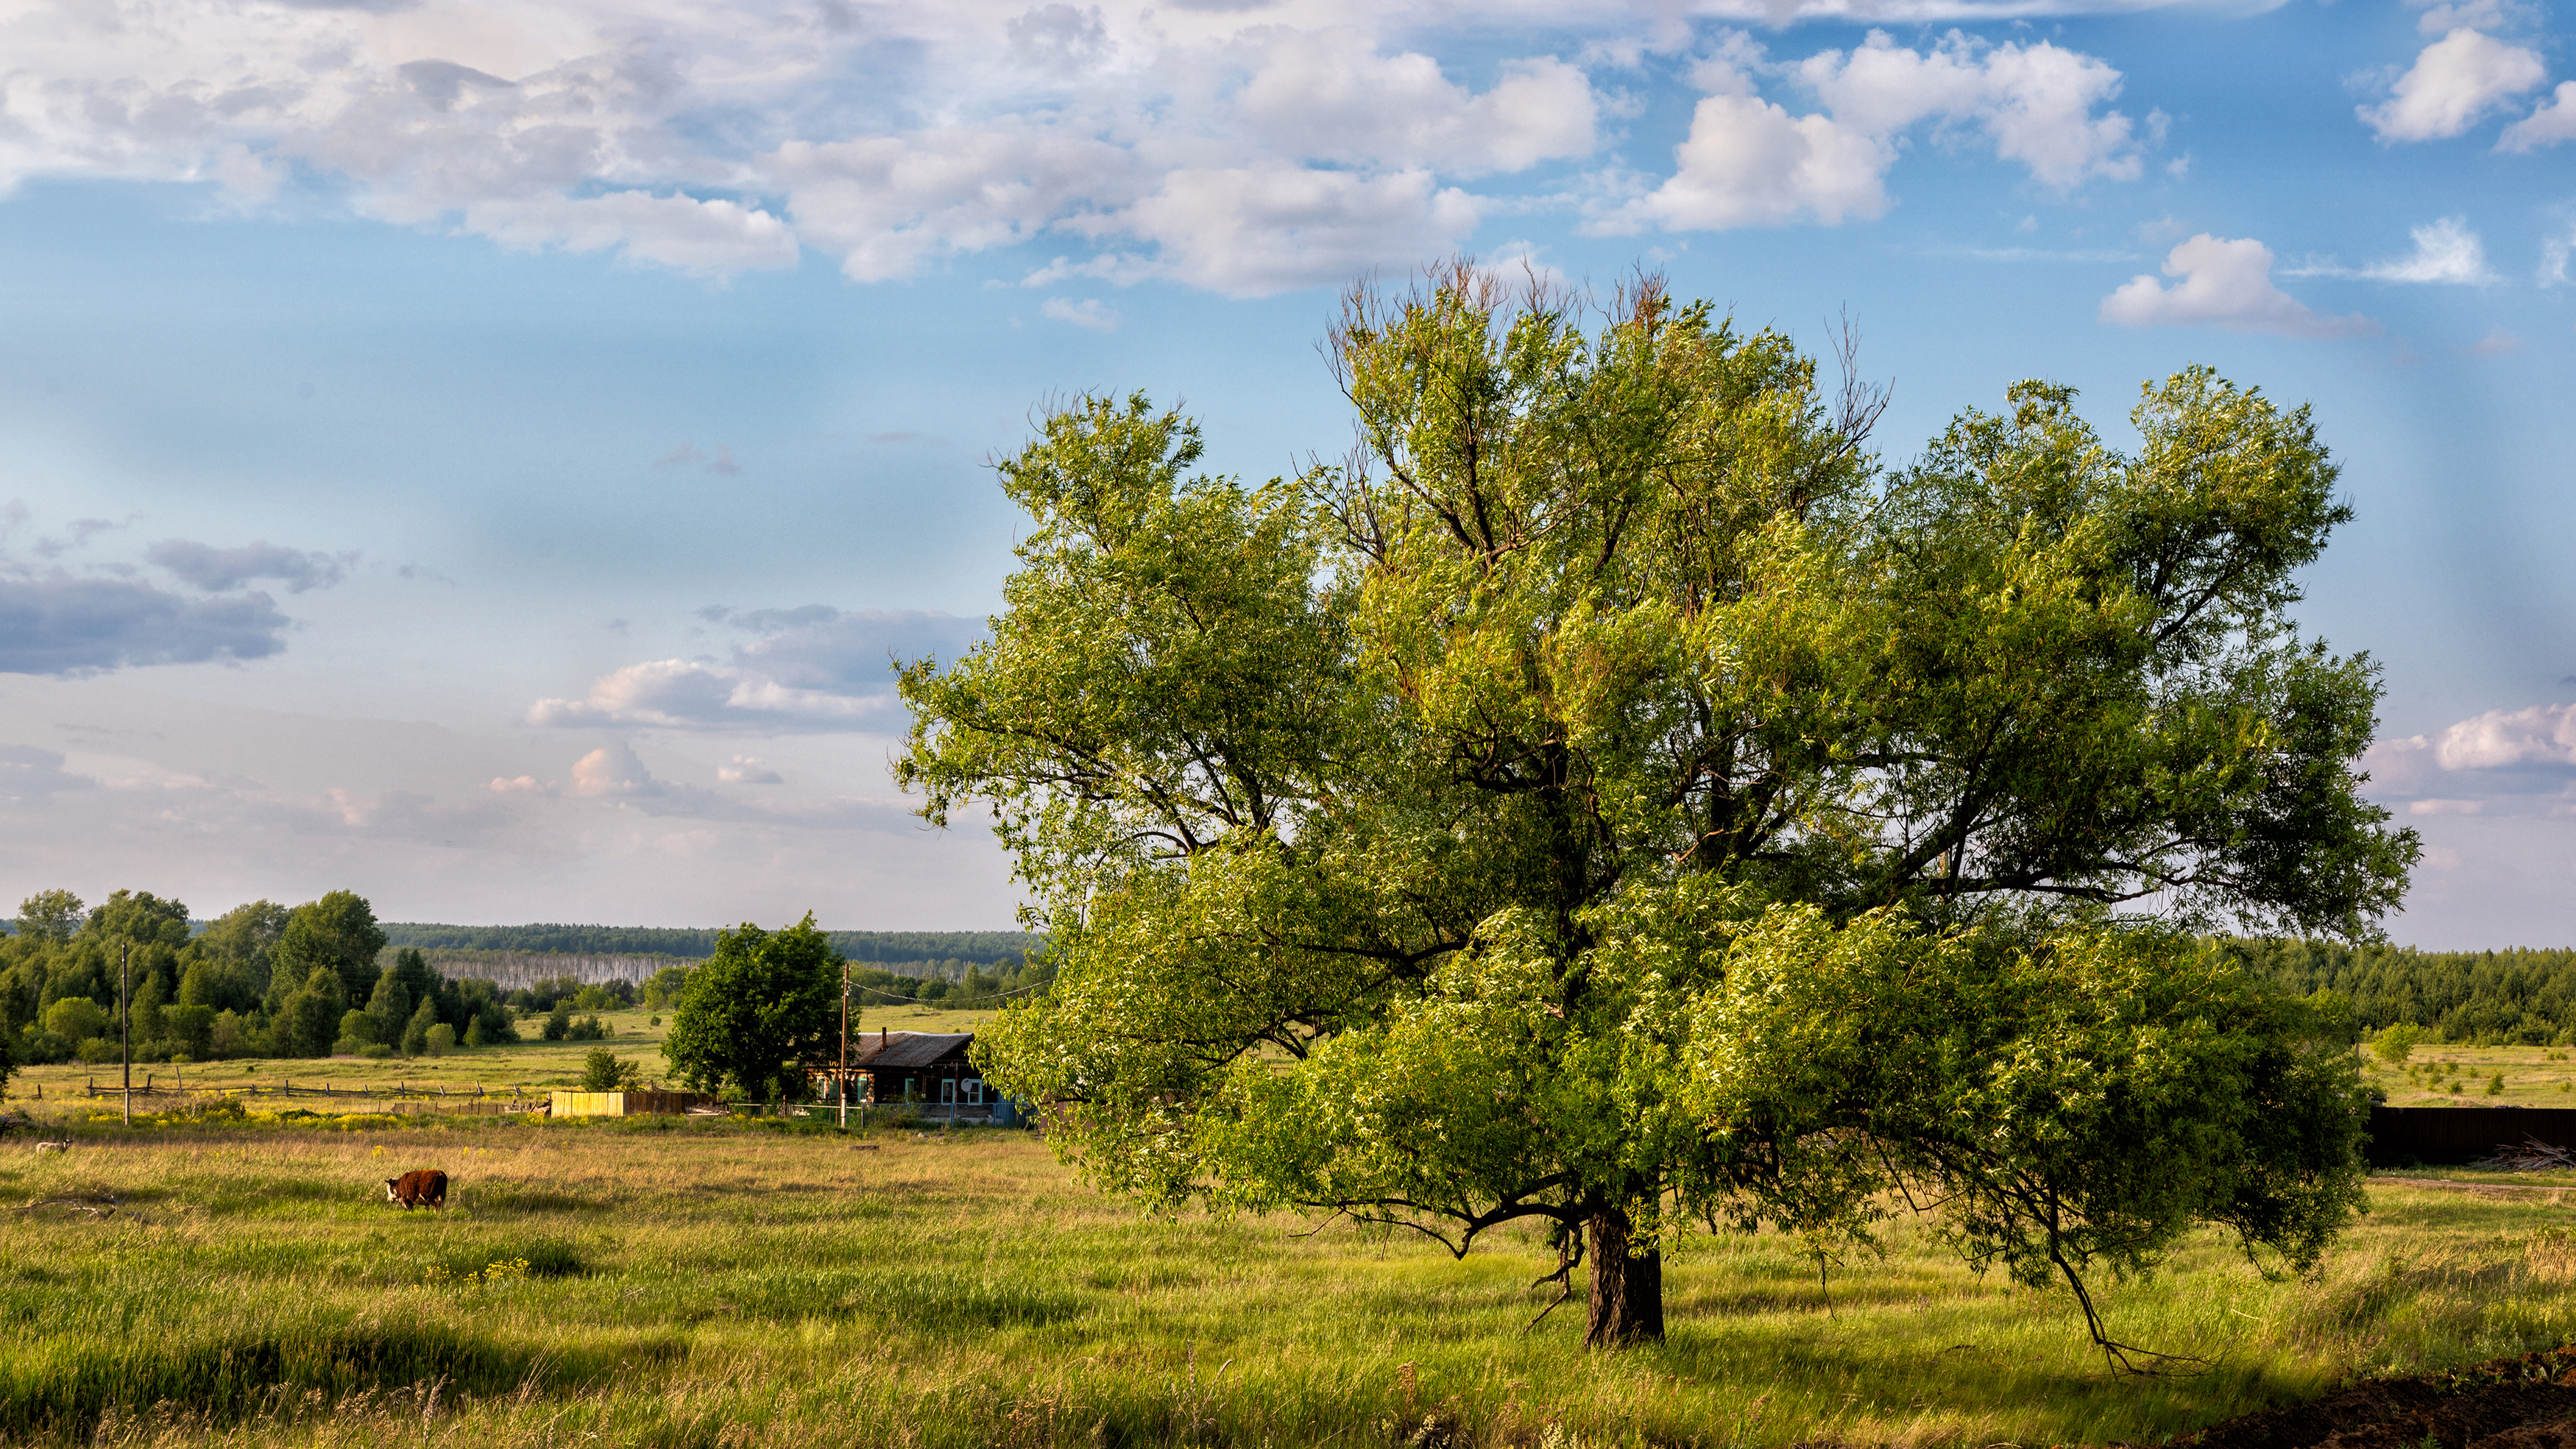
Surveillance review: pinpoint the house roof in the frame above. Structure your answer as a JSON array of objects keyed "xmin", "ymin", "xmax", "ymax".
[{"xmin": 850, "ymin": 1032, "xmax": 974, "ymax": 1069}]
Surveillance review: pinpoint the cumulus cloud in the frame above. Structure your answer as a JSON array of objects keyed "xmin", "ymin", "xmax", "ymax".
[
  {"xmin": 528, "ymin": 606, "xmax": 982, "ymax": 731},
  {"xmin": 2499, "ymin": 82, "xmax": 2576, "ymax": 152},
  {"xmin": 719, "ymin": 755, "xmax": 784, "ymax": 784},
  {"xmin": 1233, "ymin": 35, "xmax": 1596, "ymax": 177},
  {"xmin": 1119, "ymin": 167, "xmax": 1481, "ymax": 297},
  {"xmin": 2098, "ymin": 235, "xmax": 2380, "ymax": 339},
  {"xmin": 146, "ymin": 539, "xmax": 348, "ymax": 592},
  {"xmin": 0, "ymin": 0, "xmax": 2184, "ymax": 293},
  {"xmin": 569, "ymin": 742, "xmax": 662, "ymax": 797},
  {"xmin": 2360, "ymin": 29, "xmax": 2548, "ymax": 143},
  {"xmin": 1598, "ymin": 30, "xmax": 2145, "ymax": 235},
  {"xmin": 0, "ymin": 577, "xmax": 293, "ymax": 675},
  {"xmin": 2435, "ymin": 702, "xmax": 2576, "ymax": 770},
  {"xmin": 2363, "ymin": 702, "xmax": 2576, "ymax": 821}
]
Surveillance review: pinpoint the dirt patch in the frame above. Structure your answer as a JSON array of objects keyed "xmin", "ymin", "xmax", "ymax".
[{"xmin": 2170, "ymin": 1346, "xmax": 2576, "ymax": 1449}]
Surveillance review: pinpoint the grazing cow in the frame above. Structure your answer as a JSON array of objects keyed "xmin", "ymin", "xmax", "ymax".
[{"xmin": 383, "ymin": 1169, "xmax": 448, "ymax": 1209}]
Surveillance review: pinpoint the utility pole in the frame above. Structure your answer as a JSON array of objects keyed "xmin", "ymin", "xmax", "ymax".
[
  {"xmin": 119, "ymin": 940, "xmax": 132, "ymax": 1127},
  {"xmin": 838, "ymin": 960, "xmax": 850, "ymax": 1130}
]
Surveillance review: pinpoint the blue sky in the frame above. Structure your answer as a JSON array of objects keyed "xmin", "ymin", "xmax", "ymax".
[{"xmin": 0, "ymin": 0, "xmax": 2569, "ymax": 943}]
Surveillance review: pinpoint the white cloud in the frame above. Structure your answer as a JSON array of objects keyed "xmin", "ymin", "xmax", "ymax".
[
  {"xmin": 1598, "ymin": 93, "xmax": 1891, "ymax": 231},
  {"xmin": 1597, "ymin": 29, "xmax": 2143, "ymax": 235},
  {"xmin": 1041, "ymin": 296, "xmax": 1120, "ymax": 330},
  {"xmin": 2365, "ymin": 216, "xmax": 2496, "ymax": 283},
  {"xmin": 2466, "ymin": 327, "xmax": 2522, "ymax": 355},
  {"xmin": 2499, "ymin": 82, "xmax": 2576, "ymax": 152},
  {"xmin": 2098, "ymin": 234, "xmax": 2379, "ymax": 339},
  {"xmin": 771, "ymin": 124, "xmax": 1142, "ymax": 284},
  {"xmin": 1798, "ymin": 32, "xmax": 2143, "ymax": 189},
  {"xmin": 718, "ymin": 755, "xmax": 784, "ymax": 784},
  {"xmin": 2360, "ymin": 29, "xmax": 2548, "ymax": 143},
  {"xmin": 2544, "ymin": 224, "xmax": 2575, "ymax": 286},
  {"xmin": 488, "ymin": 773, "xmax": 554, "ymax": 794},
  {"xmin": 0, "ymin": 0, "xmax": 2194, "ymax": 291},
  {"xmin": 570, "ymin": 742, "xmax": 662, "ymax": 798},
  {"xmin": 2410, "ymin": 0, "xmax": 2544, "ymax": 32},
  {"xmin": 1119, "ymin": 167, "xmax": 1482, "ymax": 297},
  {"xmin": 528, "ymin": 606, "xmax": 981, "ymax": 731},
  {"xmin": 2435, "ymin": 701, "xmax": 2576, "ymax": 770},
  {"xmin": 1234, "ymin": 35, "xmax": 1597, "ymax": 177}
]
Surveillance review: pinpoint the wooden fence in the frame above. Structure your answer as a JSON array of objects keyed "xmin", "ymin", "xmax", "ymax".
[
  {"xmin": 2367, "ymin": 1105, "xmax": 2576, "ymax": 1166},
  {"xmin": 71, "ymin": 1078, "xmax": 550, "ymax": 1116}
]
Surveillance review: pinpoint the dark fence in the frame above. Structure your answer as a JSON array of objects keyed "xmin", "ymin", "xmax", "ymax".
[{"xmin": 2368, "ymin": 1105, "xmax": 2576, "ymax": 1166}]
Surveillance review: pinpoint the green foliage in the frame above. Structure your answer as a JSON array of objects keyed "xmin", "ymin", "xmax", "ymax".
[
  {"xmin": 2375, "ymin": 1021, "xmax": 2422, "ymax": 1065},
  {"xmin": 662, "ymin": 915, "xmax": 841, "ymax": 1102},
  {"xmin": 270, "ymin": 890, "xmax": 387, "ymax": 1008},
  {"xmin": 2487, "ymin": 1072, "xmax": 2507, "ymax": 1096},
  {"xmin": 275, "ymin": 967, "xmax": 346, "ymax": 1058},
  {"xmin": 14, "ymin": 888, "xmax": 83, "ymax": 943},
  {"xmin": 2229, "ymin": 940, "xmax": 2576, "ymax": 1044},
  {"xmin": 903, "ymin": 269, "xmax": 2407, "ymax": 1352},
  {"xmin": 542, "ymin": 1000, "xmax": 573, "ymax": 1041},
  {"xmin": 425, "ymin": 1023, "xmax": 456, "ymax": 1055},
  {"xmin": 403, "ymin": 998, "xmax": 438, "ymax": 1057},
  {"xmin": 42, "ymin": 996, "xmax": 109, "ymax": 1044},
  {"xmin": 641, "ymin": 964, "xmax": 690, "ymax": 1008},
  {"xmin": 381, "ymin": 921, "xmax": 1040, "ymax": 966},
  {"xmin": 581, "ymin": 1047, "xmax": 644, "ymax": 1091}
]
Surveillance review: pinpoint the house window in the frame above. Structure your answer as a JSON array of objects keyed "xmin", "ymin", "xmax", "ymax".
[
  {"xmin": 965, "ymin": 1078, "xmax": 983, "ymax": 1104},
  {"xmin": 941, "ymin": 1078, "xmax": 957, "ymax": 1105}
]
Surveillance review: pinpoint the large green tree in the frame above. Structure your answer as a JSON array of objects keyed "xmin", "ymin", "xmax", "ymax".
[
  {"xmin": 662, "ymin": 915, "xmax": 842, "ymax": 1102},
  {"xmin": 899, "ymin": 269, "xmax": 2413, "ymax": 1355},
  {"xmin": 269, "ymin": 891, "xmax": 387, "ymax": 1009}
]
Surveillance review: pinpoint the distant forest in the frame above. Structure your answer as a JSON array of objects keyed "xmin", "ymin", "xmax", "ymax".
[
  {"xmin": 2225, "ymin": 939, "xmax": 2576, "ymax": 1046},
  {"xmin": 379, "ymin": 923, "xmax": 1040, "ymax": 967}
]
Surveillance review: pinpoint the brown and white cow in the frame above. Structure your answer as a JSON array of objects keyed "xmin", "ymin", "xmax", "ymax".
[{"xmin": 383, "ymin": 1168, "xmax": 448, "ymax": 1209}]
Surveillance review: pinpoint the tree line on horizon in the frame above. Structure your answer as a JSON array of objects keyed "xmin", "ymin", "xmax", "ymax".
[
  {"xmin": 377, "ymin": 922, "xmax": 1040, "ymax": 966},
  {"xmin": 2226, "ymin": 938, "xmax": 2576, "ymax": 1046},
  {"xmin": 0, "ymin": 888, "xmax": 520, "ymax": 1069}
]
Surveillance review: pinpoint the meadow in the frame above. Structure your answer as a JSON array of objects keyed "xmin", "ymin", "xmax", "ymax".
[
  {"xmin": 4, "ymin": 1096, "xmax": 2576, "ymax": 1449},
  {"xmin": 5, "ymin": 1000, "xmax": 996, "ymax": 1105}
]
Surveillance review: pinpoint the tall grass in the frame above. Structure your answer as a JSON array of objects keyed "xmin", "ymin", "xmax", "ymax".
[{"xmin": 4, "ymin": 1119, "xmax": 2572, "ymax": 1447}]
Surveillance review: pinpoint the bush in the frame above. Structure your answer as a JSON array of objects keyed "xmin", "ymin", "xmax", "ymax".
[
  {"xmin": 361, "ymin": 1043, "xmax": 396, "ymax": 1060},
  {"xmin": 424, "ymin": 1024, "xmax": 456, "ymax": 1056},
  {"xmin": 581, "ymin": 1048, "xmax": 643, "ymax": 1091},
  {"xmin": 542, "ymin": 1001, "xmax": 573, "ymax": 1041},
  {"xmin": 568, "ymin": 1014, "xmax": 608, "ymax": 1041},
  {"xmin": 2373, "ymin": 1021, "xmax": 2421, "ymax": 1065},
  {"xmin": 76, "ymin": 1036, "xmax": 116, "ymax": 1063}
]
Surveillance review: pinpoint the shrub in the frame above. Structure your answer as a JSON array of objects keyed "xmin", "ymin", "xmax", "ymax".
[
  {"xmin": 2373, "ymin": 1021, "xmax": 2421, "ymax": 1066},
  {"xmin": 76, "ymin": 1036, "xmax": 116, "ymax": 1063},
  {"xmin": 581, "ymin": 1048, "xmax": 643, "ymax": 1092},
  {"xmin": 2488, "ymin": 1072, "xmax": 2507, "ymax": 1096},
  {"xmin": 424, "ymin": 1024, "xmax": 456, "ymax": 1056},
  {"xmin": 361, "ymin": 1043, "xmax": 395, "ymax": 1060},
  {"xmin": 542, "ymin": 1000, "xmax": 573, "ymax": 1041},
  {"xmin": 568, "ymin": 1014, "xmax": 608, "ymax": 1041}
]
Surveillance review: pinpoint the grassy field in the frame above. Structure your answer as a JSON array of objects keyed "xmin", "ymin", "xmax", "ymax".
[
  {"xmin": 4, "ymin": 1002, "xmax": 1000, "ymax": 1104},
  {"xmin": 2361, "ymin": 1043, "xmax": 2576, "ymax": 1107},
  {"xmin": 3, "ymin": 1107, "xmax": 2575, "ymax": 1449}
]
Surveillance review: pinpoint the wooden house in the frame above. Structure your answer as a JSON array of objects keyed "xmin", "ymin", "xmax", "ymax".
[{"xmin": 838, "ymin": 1030, "xmax": 1008, "ymax": 1121}]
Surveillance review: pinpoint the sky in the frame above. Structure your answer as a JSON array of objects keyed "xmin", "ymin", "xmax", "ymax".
[{"xmin": 0, "ymin": 0, "xmax": 2569, "ymax": 945}]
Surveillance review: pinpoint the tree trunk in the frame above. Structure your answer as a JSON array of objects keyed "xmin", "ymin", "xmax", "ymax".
[{"xmin": 1583, "ymin": 1204, "xmax": 1666, "ymax": 1348}]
